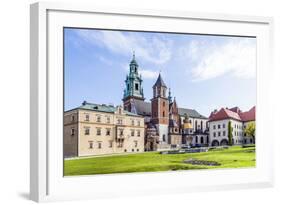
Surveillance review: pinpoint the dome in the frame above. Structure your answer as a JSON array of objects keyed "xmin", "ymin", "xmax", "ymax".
[{"xmin": 183, "ymin": 122, "xmax": 192, "ymax": 129}]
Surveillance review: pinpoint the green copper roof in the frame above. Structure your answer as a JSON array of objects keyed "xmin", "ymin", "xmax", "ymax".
[{"xmin": 69, "ymin": 101, "xmax": 141, "ymax": 117}]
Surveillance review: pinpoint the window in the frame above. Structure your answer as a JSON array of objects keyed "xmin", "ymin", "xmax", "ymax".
[
  {"xmin": 106, "ymin": 117, "xmax": 110, "ymax": 123},
  {"xmin": 96, "ymin": 128, "xmax": 101, "ymax": 136},
  {"xmin": 223, "ymin": 131, "xmax": 226, "ymax": 136},
  {"xmin": 132, "ymin": 149, "xmax": 134, "ymax": 152},
  {"xmin": 71, "ymin": 115, "xmax": 75, "ymax": 122},
  {"xmin": 137, "ymin": 130, "xmax": 140, "ymax": 137},
  {"xmin": 131, "ymin": 119, "xmax": 134, "ymax": 126},
  {"xmin": 134, "ymin": 141, "xmax": 138, "ymax": 147},
  {"xmin": 163, "ymin": 111, "xmax": 165, "ymax": 117},
  {"xmin": 213, "ymin": 132, "xmax": 216, "ymax": 137},
  {"xmin": 137, "ymin": 120, "xmax": 140, "ymax": 126},
  {"xmin": 109, "ymin": 141, "xmax": 113, "ymax": 148},
  {"xmin": 98, "ymin": 142, "xmax": 102, "ymax": 149},
  {"xmin": 163, "ymin": 134, "xmax": 166, "ymax": 142},
  {"xmin": 195, "ymin": 136, "xmax": 198, "ymax": 143},
  {"xmin": 71, "ymin": 128, "xmax": 75, "ymax": 136},
  {"xmin": 106, "ymin": 128, "xmax": 111, "ymax": 136},
  {"xmin": 96, "ymin": 115, "xmax": 101, "ymax": 122},
  {"xmin": 89, "ymin": 141, "xmax": 93, "ymax": 149},
  {"xmin": 84, "ymin": 127, "xmax": 90, "ymax": 135},
  {"xmin": 85, "ymin": 114, "xmax": 89, "ymax": 121},
  {"xmin": 135, "ymin": 83, "xmax": 139, "ymax": 91},
  {"xmin": 200, "ymin": 136, "xmax": 204, "ymax": 144},
  {"xmin": 117, "ymin": 118, "xmax": 122, "ymax": 125},
  {"xmin": 119, "ymin": 129, "xmax": 124, "ymax": 136},
  {"xmin": 163, "ymin": 101, "xmax": 165, "ymax": 106},
  {"xmin": 218, "ymin": 124, "xmax": 221, "ymax": 129},
  {"xmin": 118, "ymin": 141, "xmax": 123, "ymax": 148},
  {"xmin": 131, "ymin": 129, "xmax": 135, "ymax": 137},
  {"xmin": 223, "ymin": 124, "xmax": 225, "ymax": 128},
  {"xmin": 163, "ymin": 89, "xmax": 165, "ymax": 97},
  {"xmin": 213, "ymin": 125, "xmax": 216, "ymax": 129},
  {"xmin": 218, "ymin": 132, "xmax": 221, "ymax": 137}
]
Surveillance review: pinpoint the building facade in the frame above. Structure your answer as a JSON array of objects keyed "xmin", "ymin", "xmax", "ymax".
[
  {"xmin": 64, "ymin": 102, "xmax": 145, "ymax": 157},
  {"xmin": 208, "ymin": 106, "xmax": 256, "ymax": 146}
]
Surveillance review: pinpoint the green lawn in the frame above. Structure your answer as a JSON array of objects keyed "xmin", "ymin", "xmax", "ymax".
[{"xmin": 64, "ymin": 146, "xmax": 255, "ymax": 176}]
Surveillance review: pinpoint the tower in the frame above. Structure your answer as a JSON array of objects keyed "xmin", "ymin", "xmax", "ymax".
[
  {"xmin": 151, "ymin": 73, "xmax": 169, "ymax": 144},
  {"xmin": 123, "ymin": 52, "xmax": 145, "ymax": 112}
]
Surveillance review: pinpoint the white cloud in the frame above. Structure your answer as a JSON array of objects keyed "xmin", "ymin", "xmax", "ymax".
[
  {"xmin": 184, "ymin": 38, "xmax": 256, "ymax": 81},
  {"xmin": 75, "ymin": 29, "xmax": 172, "ymax": 65},
  {"xmin": 139, "ymin": 69, "xmax": 158, "ymax": 79}
]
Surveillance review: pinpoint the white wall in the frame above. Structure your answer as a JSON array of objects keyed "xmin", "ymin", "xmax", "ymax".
[{"xmin": 0, "ymin": 0, "xmax": 280, "ymax": 205}]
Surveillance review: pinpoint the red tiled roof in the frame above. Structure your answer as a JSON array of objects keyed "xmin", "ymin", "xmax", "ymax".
[
  {"xmin": 209, "ymin": 106, "xmax": 255, "ymax": 122},
  {"xmin": 209, "ymin": 108, "xmax": 241, "ymax": 122},
  {"xmin": 239, "ymin": 106, "xmax": 255, "ymax": 122},
  {"xmin": 229, "ymin": 107, "xmax": 241, "ymax": 113}
]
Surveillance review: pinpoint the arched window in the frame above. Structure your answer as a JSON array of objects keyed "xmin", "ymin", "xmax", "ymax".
[
  {"xmin": 195, "ymin": 136, "xmax": 198, "ymax": 143},
  {"xmin": 163, "ymin": 134, "xmax": 166, "ymax": 142},
  {"xmin": 195, "ymin": 121, "xmax": 198, "ymax": 131},
  {"xmin": 201, "ymin": 121, "xmax": 203, "ymax": 131},
  {"xmin": 163, "ymin": 111, "xmax": 165, "ymax": 117},
  {"xmin": 200, "ymin": 136, "xmax": 204, "ymax": 144}
]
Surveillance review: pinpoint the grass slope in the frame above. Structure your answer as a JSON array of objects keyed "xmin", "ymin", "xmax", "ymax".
[{"xmin": 64, "ymin": 146, "xmax": 255, "ymax": 176}]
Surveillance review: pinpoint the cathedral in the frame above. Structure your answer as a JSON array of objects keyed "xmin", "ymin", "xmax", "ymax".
[{"xmin": 123, "ymin": 53, "xmax": 209, "ymax": 151}]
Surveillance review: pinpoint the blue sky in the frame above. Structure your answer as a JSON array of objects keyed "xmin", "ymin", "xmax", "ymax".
[{"xmin": 64, "ymin": 28, "xmax": 256, "ymax": 117}]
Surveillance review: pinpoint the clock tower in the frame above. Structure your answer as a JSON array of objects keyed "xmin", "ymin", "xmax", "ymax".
[
  {"xmin": 151, "ymin": 73, "xmax": 169, "ymax": 143},
  {"xmin": 123, "ymin": 53, "xmax": 145, "ymax": 112}
]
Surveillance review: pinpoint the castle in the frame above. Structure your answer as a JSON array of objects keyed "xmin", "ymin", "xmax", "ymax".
[
  {"xmin": 122, "ymin": 53, "xmax": 209, "ymax": 151},
  {"xmin": 63, "ymin": 53, "xmax": 255, "ymax": 157}
]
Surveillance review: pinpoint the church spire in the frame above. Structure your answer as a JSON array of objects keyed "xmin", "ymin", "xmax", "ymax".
[
  {"xmin": 123, "ymin": 52, "xmax": 144, "ymax": 104},
  {"xmin": 130, "ymin": 51, "xmax": 138, "ymax": 73},
  {"xmin": 168, "ymin": 88, "xmax": 172, "ymax": 104}
]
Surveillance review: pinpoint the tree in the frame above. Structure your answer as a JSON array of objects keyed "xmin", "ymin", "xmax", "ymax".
[
  {"xmin": 228, "ymin": 121, "xmax": 233, "ymax": 146},
  {"xmin": 244, "ymin": 122, "xmax": 255, "ymax": 144}
]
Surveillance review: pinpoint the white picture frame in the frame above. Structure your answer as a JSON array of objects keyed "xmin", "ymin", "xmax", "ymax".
[{"xmin": 30, "ymin": 2, "xmax": 274, "ymax": 202}]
